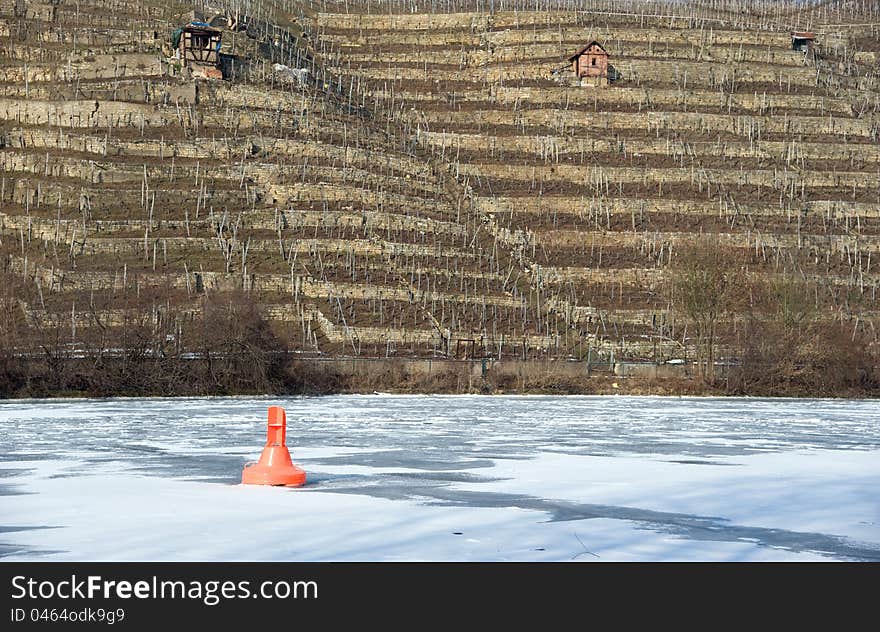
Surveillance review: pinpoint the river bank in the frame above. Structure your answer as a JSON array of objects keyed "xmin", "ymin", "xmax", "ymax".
[{"xmin": 1, "ymin": 356, "xmax": 877, "ymax": 399}]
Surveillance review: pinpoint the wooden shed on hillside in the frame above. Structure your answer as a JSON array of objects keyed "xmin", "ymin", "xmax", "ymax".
[
  {"xmin": 568, "ymin": 41, "xmax": 609, "ymax": 79},
  {"xmin": 175, "ymin": 21, "xmax": 223, "ymax": 79},
  {"xmin": 791, "ymin": 31, "xmax": 816, "ymax": 52},
  {"xmin": 180, "ymin": 23, "xmax": 221, "ymax": 65}
]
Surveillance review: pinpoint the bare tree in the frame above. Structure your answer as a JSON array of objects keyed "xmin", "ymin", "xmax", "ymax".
[{"xmin": 670, "ymin": 238, "xmax": 745, "ymax": 380}]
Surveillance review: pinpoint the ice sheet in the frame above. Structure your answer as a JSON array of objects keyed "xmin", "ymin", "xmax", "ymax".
[{"xmin": 1, "ymin": 395, "xmax": 878, "ymax": 561}]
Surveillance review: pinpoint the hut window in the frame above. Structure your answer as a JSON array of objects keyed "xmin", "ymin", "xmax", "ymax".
[{"xmin": 591, "ymin": 57, "xmax": 596, "ymax": 66}]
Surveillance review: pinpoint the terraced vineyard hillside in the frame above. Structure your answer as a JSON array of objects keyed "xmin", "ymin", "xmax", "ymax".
[
  {"xmin": 0, "ymin": 0, "xmax": 549, "ymax": 388},
  {"xmin": 315, "ymin": 1, "xmax": 880, "ymax": 377},
  {"xmin": 2, "ymin": 0, "xmax": 879, "ymax": 395}
]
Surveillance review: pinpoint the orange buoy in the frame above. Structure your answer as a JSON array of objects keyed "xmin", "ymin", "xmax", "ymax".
[{"xmin": 241, "ymin": 406, "xmax": 307, "ymax": 487}]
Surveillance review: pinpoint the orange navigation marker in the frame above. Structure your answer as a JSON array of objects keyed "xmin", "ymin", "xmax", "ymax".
[{"xmin": 241, "ymin": 406, "xmax": 307, "ymax": 487}]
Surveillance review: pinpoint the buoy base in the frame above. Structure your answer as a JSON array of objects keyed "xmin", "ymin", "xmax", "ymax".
[
  {"xmin": 242, "ymin": 463, "xmax": 306, "ymax": 486},
  {"xmin": 241, "ymin": 445, "xmax": 307, "ymax": 487}
]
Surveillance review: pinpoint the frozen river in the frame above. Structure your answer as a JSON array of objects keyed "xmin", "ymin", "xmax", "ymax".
[{"xmin": 1, "ymin": 395, "xmax": 879, "ymax": 561}]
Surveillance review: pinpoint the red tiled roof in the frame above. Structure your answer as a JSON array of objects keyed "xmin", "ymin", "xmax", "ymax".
[{"xmin": 567, "ymin": 41, "xmax": 608, "ymax": 61}]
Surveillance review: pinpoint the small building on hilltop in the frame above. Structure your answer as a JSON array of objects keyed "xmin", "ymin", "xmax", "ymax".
[
  {"xmin": 173, "ymin": 22, "xmax": 223, "ymax": 79},
  {"xmin": 791, "ymin": 31, "xmax": 816, "ymax": 52},
  {"xmin": 569, "ymin": 41, "xmax": 609, "ymax": 78},
  {"xmin": 567, "ymin": 41, "xmax": 612, "ymax": 87}
]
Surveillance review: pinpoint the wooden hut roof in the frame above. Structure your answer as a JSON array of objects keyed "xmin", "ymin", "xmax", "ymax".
[
  {"xmin": 183, "ymin": 21, "xmax": 222, "ymax": 35},
  {"xmin": 567, "ymin": 41, "xmax": 608, "ymax": 62}
]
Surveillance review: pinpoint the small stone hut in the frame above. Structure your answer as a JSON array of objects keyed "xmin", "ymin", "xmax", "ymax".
[{"xmin": 568, "ymin": 41, "xmax": 609, "ymax": 79}]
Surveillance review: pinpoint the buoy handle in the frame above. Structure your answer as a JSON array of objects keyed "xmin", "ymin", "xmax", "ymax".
[{"xmin": 266, "ymin": 406, "xmax": 286, "ymax": 446}]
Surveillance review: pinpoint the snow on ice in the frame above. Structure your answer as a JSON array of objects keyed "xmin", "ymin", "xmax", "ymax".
[{"xmin": 1, "ymin": 395, "xmax": 878, "ymax": 561}]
